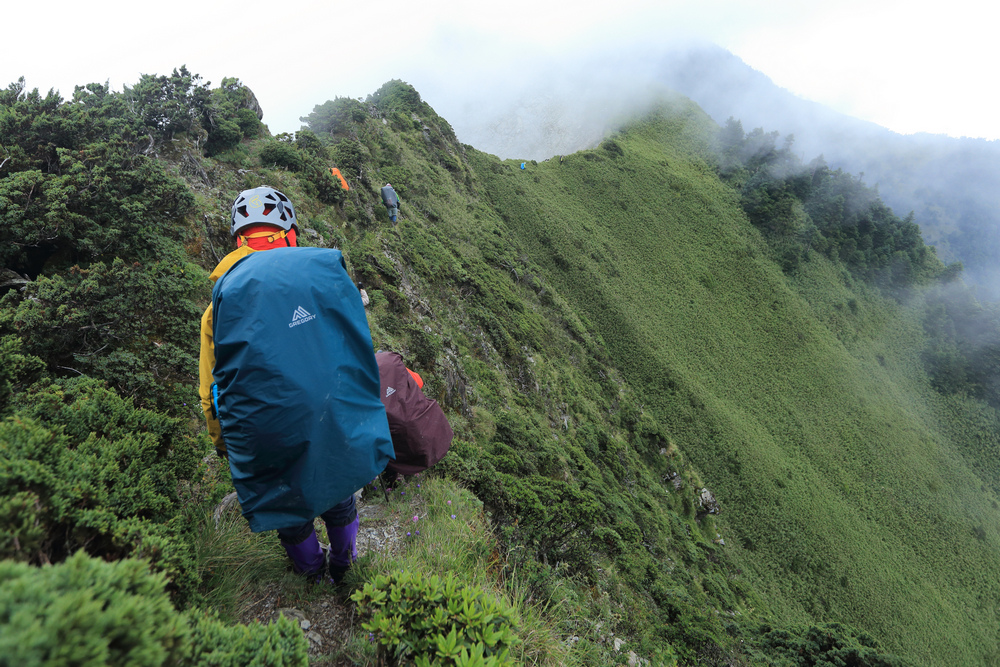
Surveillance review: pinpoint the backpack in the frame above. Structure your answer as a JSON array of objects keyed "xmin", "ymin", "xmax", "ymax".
[
  {"xmin": 211, "ymin": 247, "xmax": 394, "ymax": 532},
  {"xmin": 380, "ymin": 185, "xmax": 399, "ymax": 208},
  {"xmin": 376, "ymin": 351, "xmax": 453, "ymax": 476}
]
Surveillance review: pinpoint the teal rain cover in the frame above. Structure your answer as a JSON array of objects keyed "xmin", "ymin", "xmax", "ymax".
[{"xmin": 212, "ymin": 247, "xmax": 394, "ymax": 532}]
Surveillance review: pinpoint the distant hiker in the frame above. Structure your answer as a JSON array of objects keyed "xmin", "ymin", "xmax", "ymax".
[
  {"xmin": 375, "ymin": 351, "xmax": 453, "ymax": 486},
  {"xmin": 199, "ymin": 186, "xmax": 393, "ymax": 584},
  {"xmin": 380, "ymin": 183, "xmax": 399, "ymax": 222}
]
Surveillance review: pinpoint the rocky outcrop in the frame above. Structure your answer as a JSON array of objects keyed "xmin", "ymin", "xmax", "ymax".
[
  {"xmin": 698, "ymin": 487, "xmax": 720, "ymax": 516},
  {"xmin": 235, "ymin": 84, "xmax": 264, "ymax": 120}
]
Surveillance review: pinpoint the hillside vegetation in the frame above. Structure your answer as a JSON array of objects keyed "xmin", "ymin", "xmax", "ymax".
[
  {"xmin": 471, "ymin": 105, "xmax": 1000, "ymax": 665},
  {"xmin": 440, "ymin": 43, "xmax": 1000, "ymax": 300},
  {"xmin": 2, "ymin": 71, "xmax": 1000, "ymax": 666}
]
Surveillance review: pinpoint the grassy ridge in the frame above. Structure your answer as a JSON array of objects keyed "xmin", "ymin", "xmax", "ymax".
[
  {"xmin": 7, "ymin": 73, "xmax": 999, "ymax": 665},
  {"xmin": 470, "ymin": 102, "xmax": 1000, "ymax": 664},
  {"xmin": 312, "ymin": 93, "xmax": 771, "ymax": 662}
]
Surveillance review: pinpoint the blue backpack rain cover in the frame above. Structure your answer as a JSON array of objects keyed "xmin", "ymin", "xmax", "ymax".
[{"xmin": 211, "ymin": 247, "xmax": 394, "ymax": 532}]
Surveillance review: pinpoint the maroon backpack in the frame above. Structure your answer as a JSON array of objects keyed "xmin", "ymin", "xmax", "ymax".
[{"xmin": 376, "ymin": 352, "xmax": 453, "ymax": 476}]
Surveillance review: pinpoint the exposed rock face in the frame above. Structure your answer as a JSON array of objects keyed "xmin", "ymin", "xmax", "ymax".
[
  {"xmin": 1, "ymin": 268, "xmax": 29, "ymax": 290},
  {"xmin": 238, "ymin": 85, "xmax": 264, "ymax": 121},
  {"xmin": 699, "ymin": 487, "xmax": 720, "ymax": 515}
]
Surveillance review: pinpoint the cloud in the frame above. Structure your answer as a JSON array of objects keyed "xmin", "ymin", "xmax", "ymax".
[{"xmin": 3, "ymin": 0, "xmax": 995, "ymax": 140}]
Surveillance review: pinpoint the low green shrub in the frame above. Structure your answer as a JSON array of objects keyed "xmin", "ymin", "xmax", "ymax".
[
  {"xmin": 259, "ymin": 141, "xmax": 305, "ymax": 171},
  {"xmin": 351, "ymin": 570, "xmax": 520, "ymax": 666},
  {"xmin": 294, "ymin": 130, "xmax": 328, "ymax": 159},
  {"xmin": 0, "ymin": 379, "xmax": 203, "ymax": 598},
  {"xmin": 185, "ymin": 610, "xmax": 307, "ymax": 667},
  {"xmin": 744, "ymin": 622, "xmax": 909, "ymax": 666},
  {"xmin": 0, "ymin": 335, "xmax": 43, "ymax": 416},
  {"xmin": 0, "ymin": 551, "xmax": 308, "ymax": 667},
  {"xmin": 205, "ymin": 118, "xmax": 243, "ymax": 156},
  {"xmin": 236, "ymin": 108, "xmax": 262, "ymax": 138},
  {"xmin": 299, "ymin": 96, "xmax": 367, "ymax": 136},
  {"xmin": 0, "ymin": 551, "xmax": 187, "ymax": 666},
  {"xmin": 0, "ymin": 253, "xmax": 205, "ymax": 412}
]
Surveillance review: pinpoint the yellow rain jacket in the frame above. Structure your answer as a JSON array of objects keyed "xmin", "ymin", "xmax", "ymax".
[{"xmin": 199, "ymin": 245, "xmax": 256, "ymax": 455}]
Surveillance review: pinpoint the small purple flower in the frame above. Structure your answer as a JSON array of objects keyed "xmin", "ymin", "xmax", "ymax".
[
  {"xmin": 447, "ymin": 500, "xmax": 452, "ymax": 505},
  {"xmin": 450, "ymin": 514, "xmax": 456, "ymax": 519},
  {"xmin": 407, "ymin": 532, "xmax": 411, "ymax": 537},
  {"xmin": 400, "ymin": 491, "xmax": 405, "ymax": 496},
  {"xmin": 416, "ymin": 530, "xmax": 420, "ymax": 535},
  {"xmin": 412, "ymin": 515, "xmax": 419, "ymax": 523}
]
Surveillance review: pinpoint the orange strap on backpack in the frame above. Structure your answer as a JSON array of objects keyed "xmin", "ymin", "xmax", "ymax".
[{"xmin": 236, "ymin": 225, "xmax": 297, "ymax": 250}]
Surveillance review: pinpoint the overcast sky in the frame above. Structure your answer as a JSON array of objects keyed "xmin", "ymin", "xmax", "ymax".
[{"xmin": 6, "ymin": 0, "xmax": 996, "ymax": 141}]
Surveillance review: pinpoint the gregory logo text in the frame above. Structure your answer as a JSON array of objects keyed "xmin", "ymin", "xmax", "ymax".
[{"xmin": 289, "ymin": 306, "xmax": 316, "ymax": 328}]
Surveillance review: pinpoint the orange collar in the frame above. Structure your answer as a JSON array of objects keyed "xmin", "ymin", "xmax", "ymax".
[{"xmin": 236, "ymin": 225, "xmax": 297, "ymax": 250}]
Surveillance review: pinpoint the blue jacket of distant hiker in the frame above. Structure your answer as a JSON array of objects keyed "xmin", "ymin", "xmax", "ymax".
[{"xmin": 199, "ymin": 244, "xmax": 394, "ymax": 532}]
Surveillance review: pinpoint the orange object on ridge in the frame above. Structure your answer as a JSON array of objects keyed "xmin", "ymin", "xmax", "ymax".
[{"xmin": 330, "ymin": 167, "xmax": 349, "ymax": 190}]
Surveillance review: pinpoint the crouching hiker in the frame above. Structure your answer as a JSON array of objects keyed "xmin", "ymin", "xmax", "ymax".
[
  {"xmin": 199, "ymin": 186, "xmax": 394, "ymax": 583},
  {"xmin": 375, "ymin": 351, "xmax": 453, "ymax": 488}
]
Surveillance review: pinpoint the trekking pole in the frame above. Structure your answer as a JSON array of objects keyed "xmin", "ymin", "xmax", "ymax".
[{"xmin": 378, "ymin": 472, "xmax": 391, "ymax": 502}]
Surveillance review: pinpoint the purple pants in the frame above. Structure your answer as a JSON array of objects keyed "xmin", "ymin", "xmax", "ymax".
[{"xmin": 278, "ymin": 495, "xmax": 358, "ymax": 579}]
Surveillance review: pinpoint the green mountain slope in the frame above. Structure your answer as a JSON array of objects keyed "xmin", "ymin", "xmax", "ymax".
[
  {"xmin": 470, "ymin": 103, "xmax": 1000, "ymax": 664},
  {"xmin": 3, "ymin": 74, "xmax": 1000, "ymax": 666}
]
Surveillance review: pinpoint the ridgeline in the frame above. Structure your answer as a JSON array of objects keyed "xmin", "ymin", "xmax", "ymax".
[{"xmin": 2, "ymin": 71, "xmax": 999, "ymax": 666}]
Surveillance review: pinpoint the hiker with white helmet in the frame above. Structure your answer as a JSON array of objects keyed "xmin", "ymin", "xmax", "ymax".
[{"xmin": 199, "ymin": 185, "xmax": 394, "ymax": 584}]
